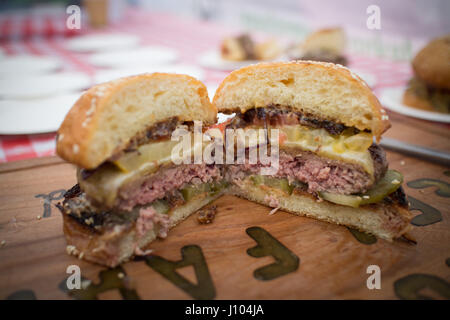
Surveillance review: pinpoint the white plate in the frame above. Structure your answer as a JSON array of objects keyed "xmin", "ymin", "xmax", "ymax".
[
  {"xmin": 379, "ymin": 87, "xmax": 450, "ymax": 123},
  {"xmin": 66, "ymin": 33, "xmax": 140, "ymax": 53},
  {"xmin": 0, "ymin": 94, "xmax": 80, "ymax": 134},
  {"xmin": 89, "ymin": 46, "xmax": 178, "ymax": 68},
  {"xmin": 198, "ymin": 50, "xmax": 261, "ymax": 71},
  {"xmin": 0, "ymin": 72, "xmax": 91, "ymax": 100},
  {"xmin": 94, "ymin": 64, "xmax": 205, "ymax": 84},
  {"xmin": 0, "ymin": 55, "xmax": 62, "ymax": 75},
  {"xmin": 350, "ymin": 69, "xmax": 377, "ymax": 88}
]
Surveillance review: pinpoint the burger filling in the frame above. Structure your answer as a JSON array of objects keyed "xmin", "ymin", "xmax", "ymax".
[
  {"xmin": 226, "ymin": 144, "xmax": 387, "ymax": 195},
  {"xmin": 64, "ymin": 107, "xmax": 403, "ymax": 233},
  {"xmin": 225, "ymin": 107, "xmax": 402, "ymax": 207}
]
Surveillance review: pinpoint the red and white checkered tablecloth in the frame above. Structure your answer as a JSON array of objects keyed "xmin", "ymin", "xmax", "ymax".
[
  {"xmin": 0, "ymin": 10, "xmax": 81, "ymax": 41},
  {"xmin": 0, "ymin": 8, "xmax": 415, "ymax": 164}
]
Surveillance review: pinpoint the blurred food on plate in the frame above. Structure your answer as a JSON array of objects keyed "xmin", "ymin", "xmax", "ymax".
[
  {"xmin": 220, "ymin": 34, "xmax": 281, "ymax": 61},
  {"xmin": 289, "ymin": 27, "xmax": 348, "ymax": 66},
  {"xmin": 403, "ymin": 35, "xmax": 450, "ymax": 114},
  {"xmin": 255, "ymin": 39, "xmax": 282, "ymax": 61}
]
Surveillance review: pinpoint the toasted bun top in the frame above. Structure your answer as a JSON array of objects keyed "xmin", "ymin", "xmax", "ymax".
[
  {"xmin": 57, "ymin": 73, "xmax": 216, "ymax": 169},
  {"xmin": 212, "ymin": 61, "xmax": 390, "ymax": 139},
  {"xmin": 412, "ymin": 35, "xmax": 450, "ymax": 90}
]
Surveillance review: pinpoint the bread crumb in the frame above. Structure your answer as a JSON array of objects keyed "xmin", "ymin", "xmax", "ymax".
[
  {"xmin": 0, "ymin": 240, "xmax": 6, "ymax": 247},
  {"xmin": 78, "ymin": 251, "xmax": 84, "ymax": 259},
  {"xmin": 362, "ymin": 195, "xmax": 370, "ymax": 199},
  {"xmin": 37, "ymin": 215, "xmax": 41, "ymax": 220},
  {"xmin": 66, "ymin": 245, "xmax": 78, "ymax": 256},
  {"xmin": 134, "ymin": 247, "xmax": 153, "ymax": 256},
  {"xmin": 391, "ymin": 179, "xmax": 400, "ymax": 184},
  {"xmin": 117, "ymin": 272, "xmax": 125, "ymax": 279},
  {"xmin": 197, "ymin": 205, "xmax": 217, "ymax": 224},
  {"xmin": 269, "ymin": 207, "xmax": 280, "ymax": 215}
]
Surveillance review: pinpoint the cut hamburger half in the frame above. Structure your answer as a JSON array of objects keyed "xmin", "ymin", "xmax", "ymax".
[
  {"xmin": 56, "ymin": 64, "xmax": 413, "ymax": 268},
  {"xmin": 57, "ymin": 73, "xmax": 227, "ymax": 267},
  {"xmin": 214, "ymin": 61, "xmax": 412, "ymax": 241}
]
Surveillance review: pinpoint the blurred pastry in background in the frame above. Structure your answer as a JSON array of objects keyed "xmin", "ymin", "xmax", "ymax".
[
  {"xmin": 221, "ymin": 34, "xmax": 281, "ymax": 61},
  {"xmin": 289, "ymin": 27, "xmax": 348, "ymax": 66},
  {"xmin": 403, "ymin": 35, "xmax": 450, "ymax": 114},
  {"xmin": 254, "ymin": 39, "xmax": 281, "ymax": 61},
  {"xmin": 221, "ymin": 34, "xmax": 255, "ymax": 61}
]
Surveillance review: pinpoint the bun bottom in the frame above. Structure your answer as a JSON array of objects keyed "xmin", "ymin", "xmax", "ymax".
[
  {"xmin": 229, "ymin": 182, "xmax": 412, "ymax": 241},
  {"xmin": 62, "ymin": 192, "xmax": 223, "ymax": 267}
]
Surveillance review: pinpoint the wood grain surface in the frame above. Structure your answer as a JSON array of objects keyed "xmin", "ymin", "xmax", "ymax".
[{"xmin": 0, "ymin": 112, "xmax": 449, "ymax": 300}]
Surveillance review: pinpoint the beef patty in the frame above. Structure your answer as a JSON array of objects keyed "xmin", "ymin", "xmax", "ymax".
[
  {"xmin": 226, "ymin": 144, "xmax": 387, "ymax": 195},
  {"xmin": 118, "ymin": 163, "xmax": 224, "ymax": 211}
]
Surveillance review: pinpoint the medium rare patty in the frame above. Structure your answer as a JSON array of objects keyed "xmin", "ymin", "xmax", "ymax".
[
  {"xmin": 118, "ymin": 163, "xmax": 223, "ymax": 211},
  {"xmin": 226, "ymin": 144, "xmax": 387, "ymax": 195},
  {"xmin": 60, "ymin": 163, "xmax": 226, "ymax": 231}
]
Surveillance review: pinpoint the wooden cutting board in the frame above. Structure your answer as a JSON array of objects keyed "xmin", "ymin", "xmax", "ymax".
[{"xmin": 0, "ymin": 112, "xmax": 449, "ymax": 300}]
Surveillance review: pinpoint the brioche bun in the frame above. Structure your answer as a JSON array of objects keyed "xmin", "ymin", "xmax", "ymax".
[
  {"xmin": 412, "ymin": 35, "xmax": 450, "ymax": 90},
  {"xmin": 57, "ymin": 73, "xmax": 216, "ymax": 169},
  {"xmin": 212, "ymin": 61, "xmax": 390, "ymax": 140}
]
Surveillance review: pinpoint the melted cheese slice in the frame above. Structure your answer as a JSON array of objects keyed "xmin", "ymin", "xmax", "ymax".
[{"xmin": 278, "ymin": 125, "xmax": 375, "ymax": 177}]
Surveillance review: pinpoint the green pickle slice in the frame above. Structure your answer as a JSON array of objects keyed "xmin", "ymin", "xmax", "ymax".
[
  {"xmin": 319, "ymin": 170, "xmax": 403, "ymax": 208},
  {"xmin": 251, "ymin": 175, "xmax": 294, "ymax": 195},
  {"xmin": 151, "ymin": 199, "xmax": 170, "ymax": 214},
  {"xmin": 181, "ymin": 180, "xmax": 228, "ymax": 202}
]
